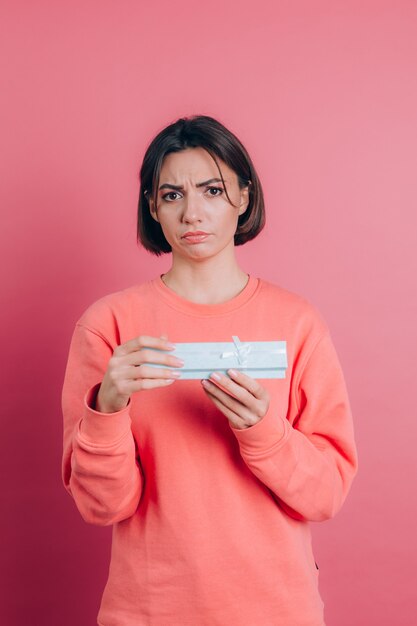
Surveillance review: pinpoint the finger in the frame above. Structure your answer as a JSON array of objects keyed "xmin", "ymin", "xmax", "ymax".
[
  {"xmin": 201, "ymin": 379, "xmax": 253, "ymax": 421},
  {"xmin": 208, "ymin": 371, "xmax": 256, "ymax": 407},
  {"xmin": 114, "ymin": 335, "xmax": 176, "ymax": 357},
  {"xmin": 202, "ymin": 386, "xmax": 247, "ymax": 429},
  {"xmin": 127, "ymin": 364, "xmax": 182, "ymax": 381},
  {"xmin": 131, "ymin": 377, "xmax": 178, "ymax": 391},
  {"xmin": 129, "ymin": 348, "xmax": 184, "ymax": 369},
  {"xmin": 226, "ymin": 369, "xmax": 268, "ymax": 400}
]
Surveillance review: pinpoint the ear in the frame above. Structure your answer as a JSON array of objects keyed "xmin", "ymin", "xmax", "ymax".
[
  {"xmin": 148, "ymin": 195, "xmax": 159, "ymax": 222},
  {"xmin": 238, "ymin": 185, "xmax": 250, "ymax": 216}
]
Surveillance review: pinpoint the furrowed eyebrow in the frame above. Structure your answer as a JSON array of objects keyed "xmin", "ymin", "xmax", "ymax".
[{"xmin": 158, "ymin": 178, "xmax": 225, "ymax": 191}]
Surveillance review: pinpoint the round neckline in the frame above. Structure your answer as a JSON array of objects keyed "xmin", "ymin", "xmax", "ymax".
[{"xmin": 151, "ymin": 274, "xmax": 260, "ymax": 316}]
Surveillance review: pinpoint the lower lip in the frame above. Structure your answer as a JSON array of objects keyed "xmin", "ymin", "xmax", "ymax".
[{"xmin": 182, "ymin": 234, "xmax": 210, "ymax": 244}]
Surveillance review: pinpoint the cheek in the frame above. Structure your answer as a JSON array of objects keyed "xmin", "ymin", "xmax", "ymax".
[
  {"xmin": 152, "ymin": 219, "xmax": 172, "ymax": 245},
  {"xmin": 221, "ymin": 209, "xmax": 240, "ymax": 233},
  {"xmin": 155, "ymin": 212, "xmax": 175, "ymax": 233},
  {"xmin": 160, "ymin": 223, "xmax": 175, "ymax": 243}
]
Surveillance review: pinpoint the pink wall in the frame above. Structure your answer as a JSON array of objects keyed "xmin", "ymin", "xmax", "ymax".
[{"xmin": 1, "ymin": 1, "xmax": 416, "ymax": 624}]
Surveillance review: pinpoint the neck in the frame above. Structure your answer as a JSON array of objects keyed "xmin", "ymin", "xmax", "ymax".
[{"xmin": 161, "ymin": 251, "xmax": 249, "ymax": 305}]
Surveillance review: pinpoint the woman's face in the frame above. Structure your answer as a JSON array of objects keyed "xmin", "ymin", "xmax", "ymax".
[{"xmin": 149, "ymin": 147, "xmax": 249, "ymax": 262}]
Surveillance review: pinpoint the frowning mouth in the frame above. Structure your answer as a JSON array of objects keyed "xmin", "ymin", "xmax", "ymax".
[{"xmin": 181, "ymin": 231, "xmax": 211, "ymax": 244}]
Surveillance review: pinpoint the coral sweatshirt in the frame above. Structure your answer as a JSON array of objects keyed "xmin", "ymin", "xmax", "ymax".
[{"xmin": 61, "ymin": 275, "xmax": 358, "ymax": 626}]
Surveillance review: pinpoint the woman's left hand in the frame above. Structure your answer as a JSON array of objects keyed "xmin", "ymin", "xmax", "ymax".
[{"xmin": 201, "ymin": 369, "xmax": 270, "ymax": 430}]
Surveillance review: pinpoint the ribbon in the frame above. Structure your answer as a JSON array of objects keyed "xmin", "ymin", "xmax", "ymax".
[{"xmin": 220, "ymin": 336, "xmax": 252, "ymax": 366}]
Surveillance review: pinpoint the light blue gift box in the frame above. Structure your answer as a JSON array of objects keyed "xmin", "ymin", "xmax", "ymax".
[{"xmin": 145, "ymin": 336, "xmax": 287, "ymax": 380}]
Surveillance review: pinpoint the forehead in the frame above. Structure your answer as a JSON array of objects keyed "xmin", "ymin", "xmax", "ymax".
[{"xmin": 159, "ymin": 147, "xmax": 235, "ymax": 182}]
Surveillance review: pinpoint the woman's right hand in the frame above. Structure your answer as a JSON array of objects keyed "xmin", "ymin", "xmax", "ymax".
[{"xmin": 95, "ymin": 335, "xmax": 183, "ymax": 413}]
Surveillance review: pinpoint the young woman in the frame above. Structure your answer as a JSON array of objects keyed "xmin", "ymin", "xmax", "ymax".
[{"xmin": 62, "ymin": 115, "xmax": 358, "ymax": 626}]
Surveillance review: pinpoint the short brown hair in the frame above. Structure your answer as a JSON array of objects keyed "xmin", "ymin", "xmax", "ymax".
[{"xmin": 137, "ymin": 115, "xmax": 265, "ymax": 255}]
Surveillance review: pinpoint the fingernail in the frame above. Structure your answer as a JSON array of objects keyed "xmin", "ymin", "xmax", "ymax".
[
  {"xmin": 228, "ymin": 369, "xmax": 238, "ymax": 376},
  {"xmin": 166, "ymin": 343, "xmax": 176, "ymax": 349},
  {"xmin": 175, "ymin": 359, "xmax": 185, "ymax": 366},
  {"xmin": 210, "ymin": 372, "xmax": 221, "ymax": 381},
  {"xmin": 170, "ymin": 371, "xmax": 181, "ymax": 378}
]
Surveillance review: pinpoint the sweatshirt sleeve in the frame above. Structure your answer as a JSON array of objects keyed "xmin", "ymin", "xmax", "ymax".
[
  {"xmin": 229, "ymin": 330, "xmax": 358, "ymax": 522},
  {"xmin": 61, "ymin": 321, "xmax": 143, "ymax": 526}
]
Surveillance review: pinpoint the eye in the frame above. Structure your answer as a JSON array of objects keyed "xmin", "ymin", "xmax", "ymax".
[
  {"xmin": 207, "ymin": 186, "xmax": 224, "ymax": 196},
  {"xmin": 162, "ymin": 191, "xmax": 182, "ymax": 202}
]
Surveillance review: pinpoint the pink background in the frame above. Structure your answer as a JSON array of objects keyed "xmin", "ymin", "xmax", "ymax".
[{"xmin": 1, "ymin": 1, "xmax": 416, "ymax": 624}]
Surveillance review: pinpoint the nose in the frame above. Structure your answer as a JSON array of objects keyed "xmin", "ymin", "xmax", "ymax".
[{"xmin": 181, "ymin": 191, "xmax": 204, "ymax": 224}]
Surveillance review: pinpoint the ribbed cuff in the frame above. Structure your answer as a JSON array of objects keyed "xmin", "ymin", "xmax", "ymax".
[
  {"xmin": 229, "ymin": 407, "xmax": 289, "ymax": 454},
  {"xmin": 78, "ymin": 383, "xmax": 132, "ymax": 444}
]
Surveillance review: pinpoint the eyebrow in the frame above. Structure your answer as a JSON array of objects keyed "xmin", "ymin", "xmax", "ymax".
[{"xmin": 158, "ymin": 178, "xmax": 225, "ymax": 191}]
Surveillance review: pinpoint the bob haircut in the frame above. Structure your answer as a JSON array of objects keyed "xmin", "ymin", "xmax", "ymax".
[{"xmin": 137, "ymin": 115, "xmax": 265, "ymax": 255}]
